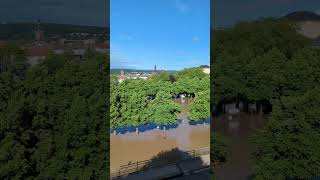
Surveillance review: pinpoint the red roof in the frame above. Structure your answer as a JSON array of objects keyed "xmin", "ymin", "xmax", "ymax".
[
  {"xmin": 28, "ymin": 47, "xmax": 50, "ymax": 57},
  {"xmin": 118, "ymin": 75, "xmax": 126, "ymax": 80}
]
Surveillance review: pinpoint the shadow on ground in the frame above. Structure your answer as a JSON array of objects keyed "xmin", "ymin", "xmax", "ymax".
[{"xmin": 118, "ymin": 148, "xmax": 210, "ymax": 180}]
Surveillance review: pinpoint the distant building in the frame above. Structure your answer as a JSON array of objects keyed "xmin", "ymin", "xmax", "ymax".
[
  {"xmin": 118, "ymin": 75, "xmax": 126, "ymax": 83},
  {"xmin": 35, "ymin": 20, "xmax": 45, "ymax": 42},
  {"xmin": 27, "ymin": 47, "xmax": 50, "ymax": 66},
  {"xmin": 296, "ymin": 21, "xmax": 320, "ymax": 39},
  {"xmin": 35, "ymin": 30, "xmax": 45, "ymax": 41},
  {"xmin": 282, "ymin": 11, "xmax": 320, "ymax": 39},
  {"xmin": 72, "ymin": 48, "xmax": 86, "ymax": 59},
  {"xmin": 117, "ymin": 70, "xmax": 152, "ymax": 82},
  {"xmin": 95, "ymin": 42, "xmax": 109, "ymax": 54},
  {"xmin": 127, "ymin": 72, "xmax": 150, "ymax": 80},
  {"xmin": 5, "ymin": 21, "xmax": 110, "ymax": 65},
  {"xmin": 153, "ymin": 65, "xmax": 158, "ymax": 74},
  {"xmin": 199, "ymin": 65, "xmax": 210, "ymax": 75},
  {"xmin": 52, "ymin": 48, "xmax": 64, "ymax": 55},
  {"xmin": 118, "ymin": 70, "xmax": 127, "ymax": 83}
]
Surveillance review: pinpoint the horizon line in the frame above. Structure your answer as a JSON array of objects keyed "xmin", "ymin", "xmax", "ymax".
[{"xmin": 0, "ymin": 21, "xmax": 109, "ymax": 28}]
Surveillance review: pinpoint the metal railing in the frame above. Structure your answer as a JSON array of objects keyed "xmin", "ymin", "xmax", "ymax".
[{"xmin": 110, "ymin": 147, "xmax": 209, "ymax": 179}]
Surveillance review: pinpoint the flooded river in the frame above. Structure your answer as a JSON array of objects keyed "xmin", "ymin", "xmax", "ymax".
[
  {"xmin": 110, "ymin": 98, "xmax": 210, "ymax": 173},
  {"xmin": 213, "ymin": 113, "xmax": 267, "ymax": 180}
]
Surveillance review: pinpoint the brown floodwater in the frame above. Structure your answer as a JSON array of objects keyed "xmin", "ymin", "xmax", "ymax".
[
  {"xmin": 212, "ymin": 113, "xmax": 267, "ymax": 180},
  {"xmin": 110, "ymin": 98, "xmax": 210, "ymax": 173}
]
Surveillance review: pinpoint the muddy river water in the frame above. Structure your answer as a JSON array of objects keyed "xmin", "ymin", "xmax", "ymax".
[
  {"xmin": 110, "ymin": 98, "xmax": 210, "ymax": 173},
  {"xmin": 213, "ymin": 113, "xmax": 267, "ymax": 180}
]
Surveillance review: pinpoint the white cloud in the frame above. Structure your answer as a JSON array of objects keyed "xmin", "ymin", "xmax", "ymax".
[
  {"xmin": 174, "ymin": 0, "xmax": 190, "ymax": 14},
  {"xmin": 192, "ymin": 36, "xmax": 200, "ymax": 42},
  {"xmin": 120, "ymin": 33, "xmax": 135, "ymax": 40}
]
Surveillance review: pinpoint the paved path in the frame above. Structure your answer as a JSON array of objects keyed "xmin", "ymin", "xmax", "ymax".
[{"xmin": 115, "ymin": 154, "xmax": 210, "ymax": 180}]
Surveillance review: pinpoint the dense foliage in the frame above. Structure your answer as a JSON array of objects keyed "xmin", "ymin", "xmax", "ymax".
[
  {"xmin": 212, "ymin": 18, "xmax": 320, "ymax": 179},
  {"xmin": 253, "ymin": 88, "xmax": 320, "ymax": 179},
  {"xmin": 189, "ymin": 90, "xmax": 210, "ymax": 121},
  {"xmin": 0, "ymin": 47, "xmax": 109, "ymax": 179},
  {"xmin": 212, "ymin": 19, "xmax": 311, "ymax": 104},
  {"xmin": 110, "ymin": 68, "xmax": 210, "ymax": 128}
]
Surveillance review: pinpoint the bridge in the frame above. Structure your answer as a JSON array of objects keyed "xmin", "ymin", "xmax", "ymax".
[{"xmin": 110, "ymin": 147, "xmax": 210, "ymax": 180}]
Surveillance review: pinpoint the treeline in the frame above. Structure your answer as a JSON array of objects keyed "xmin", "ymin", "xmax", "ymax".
[
  {"xmin": 110, "ymin": 68, "xmax": 210, "ymax": 129},
  {"xmin": 212, "ymin": 18, "xmax": 320, "ymax": 178},
  {"xmin": 0, "ymin": 46, "xmax": 109, "ymax": 179},
  {"xmin": 212, "ymin": 18, "xmax": 311, "ymax": 106},
  {"xmin": 110, "ymin": 69, "xmax": 177, "ymax": 75}
]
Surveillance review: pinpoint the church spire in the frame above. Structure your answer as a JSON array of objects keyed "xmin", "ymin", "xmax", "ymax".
[{"xmin": 154, "ymin": 65, "xmax": 157, "ymax": 73}]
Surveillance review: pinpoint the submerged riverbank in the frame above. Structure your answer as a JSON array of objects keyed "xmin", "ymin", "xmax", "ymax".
[
  {"xmin": 110, "ymin": 98, "xmax": 210, "ymax": 173},
  {"xmin": 212, "ymin": 113, "xmax": 267, "ymax": 180}
]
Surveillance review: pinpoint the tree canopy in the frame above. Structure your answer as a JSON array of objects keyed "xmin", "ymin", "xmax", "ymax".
[
  {"xmin": 212, "ymin": 19, "xmax": 311, "ymax": 104},
  {"xmin": 253, "ymin": 88, "xmax": 320, "ymax": 179},
  {"xmin": 212, "ymin": 19, "xmax": 320, "ymax": 179},
  {"xmin": 110, "ymin": 67, "xmax": 210, "ymax": 128},
  {"xmin": 0, "ymin": 49, "xmax": 109, "ymax": 179}
]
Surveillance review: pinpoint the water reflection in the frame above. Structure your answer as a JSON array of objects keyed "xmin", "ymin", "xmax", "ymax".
[{"xmin": 213, "ymin": 113, "xmax": 267, "ymax": 180}]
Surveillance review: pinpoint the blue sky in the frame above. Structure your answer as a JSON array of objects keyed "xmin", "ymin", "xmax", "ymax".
[
  {"xmin": 0, "ymin": 0, "xmax": 108, "ymax": 27},
  {"xmin": 110, "ymin": 0, "xmax": 210, "ymax": 70},
  {"xmin": 213, "ymin": 0, "xmax": 320, "ymax": 28}
]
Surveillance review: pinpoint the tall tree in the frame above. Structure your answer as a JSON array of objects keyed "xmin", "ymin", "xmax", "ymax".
[{"xmin": 253, "ymin": 88, "xmax": 320, "ymax": 179}]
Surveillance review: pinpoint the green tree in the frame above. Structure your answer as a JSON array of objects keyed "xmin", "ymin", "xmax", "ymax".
[
  {"xmin": 212, "ymin": 19, "xmax": 310, "ymax": 107},
  {"xmin": 0, "ymin": 53, "xmax": 109, "ymax": 179},
  {"xmin": 149, "ymin": 91, "xmax": 181, "ymax": 125},
  {"xmin": 189, "ymin": 90, "xmax": 210, "ymax": 121},
  {"xmin": 253, "ymin": 88, "xmax": 320, "ymax": 179}
]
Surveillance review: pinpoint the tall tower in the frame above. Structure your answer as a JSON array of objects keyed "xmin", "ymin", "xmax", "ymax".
[
  {"xmin": 154, "ymin": 65, "xmax": 157, "ymax": 73},
  {"xmin": 35, "ymin": 20, "xmax": 44, "ymax": 42}
]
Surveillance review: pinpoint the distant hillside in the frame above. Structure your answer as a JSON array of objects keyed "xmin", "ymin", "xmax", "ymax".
[
  {"xmin": 0, "ymin": 22, "xmax": 109, "ymax": 41},
  {"xmin": 283, "ymin": 11, "xmax": 320, "ymax": 22},
  {"xmin": 211, "ymin": 11, "xmax": 320, "ymax": 39},
  {"xmin": 199, "ymin": 65, "xmax": 209, "ymax": 68},
  {"xmin": 111, "ymin": 69, "xmax": 177, "ymax": 75}
]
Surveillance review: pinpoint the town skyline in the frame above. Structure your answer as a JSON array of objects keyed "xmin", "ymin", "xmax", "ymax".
[
  {"xmin": 0, "ymin": 21, "xmax": 108, "ymax": 28},
  {"xmin": 110, "ymin": 63, "xmax": 209, "ymax": 71}
]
